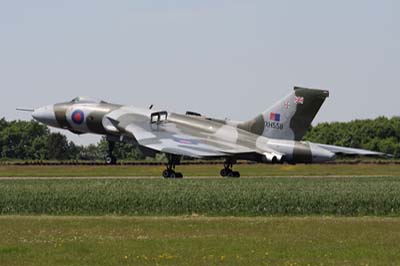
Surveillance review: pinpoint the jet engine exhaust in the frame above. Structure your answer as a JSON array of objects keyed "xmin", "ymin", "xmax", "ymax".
[{"xmin": 263, "ymin": 152, "xmax": 285, "ymax": 164}]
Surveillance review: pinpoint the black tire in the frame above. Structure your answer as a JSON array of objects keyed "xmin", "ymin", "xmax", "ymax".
[
  {"xmin": 226, "ymin": 170, "xmax": 240, "ymax": 178},
  {"xmin": 233, "ymin": 171, "xmax": 240, "ymax": 178},
  {"xmin": 220, "ymin": 169, "xmax": 228, "ymax": 177},
  {"xmin": 175, "ymin": 172, "xmax": 183, "ymax": 178},
  {"xmin": 169, "ymin": 171, "xmax": 176, "ymax": 178},
  {"xmin": 162, "ymin": 169, "xmax": 170, "ymax": 178}
]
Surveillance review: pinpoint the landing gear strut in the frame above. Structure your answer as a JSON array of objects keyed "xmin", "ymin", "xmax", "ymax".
[
  {"xmin": 162, "ymin": 155, "xmax": 183, "ymax": 178},
  {"xmin": 105, "ymin": 140, "xmax": 117, "ymax": 165},
  {"xmin": 220, "ymin": 159, "xmax": 240, "ymax": 178}
]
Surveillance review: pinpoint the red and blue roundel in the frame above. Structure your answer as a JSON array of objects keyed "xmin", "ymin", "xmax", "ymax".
[{"xmin": 71, "ymin": 110, "xmax": 85, "ymax": 125}]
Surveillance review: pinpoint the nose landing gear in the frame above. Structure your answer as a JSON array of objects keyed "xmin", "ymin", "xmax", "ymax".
[
  {"xmin": 105, "ymin": 140, "xmax": 117, "ymax": 165},
  {"xmin": 220, "ymin": 159, "xmax": 240, "ymax": 178}
]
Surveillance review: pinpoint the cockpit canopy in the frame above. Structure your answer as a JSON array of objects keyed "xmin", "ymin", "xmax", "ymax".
[{"xmin": 70, "ymin": 97, "xmax": 107, "ymax": 104}]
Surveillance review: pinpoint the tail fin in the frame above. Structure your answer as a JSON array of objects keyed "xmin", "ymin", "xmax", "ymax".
[{"xmin": 238, "ymin": 87, "xmax": 329, "ymax": 141}]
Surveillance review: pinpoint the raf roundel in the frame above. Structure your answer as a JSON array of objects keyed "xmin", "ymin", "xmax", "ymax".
[{"xmin": 71, "ymin": 110, "xmax": 85, "ymax": 125}]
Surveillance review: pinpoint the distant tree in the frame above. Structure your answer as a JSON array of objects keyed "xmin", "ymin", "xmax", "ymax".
[
  {"xmin": 67, "ymin": 141, "xmax": 83, "ymax": 160},
  {"xmin": 0, "ymin": 118, "xmax": 7, "ymax": 131},
  {"xmin": 304, "ymin": 116, "xmax": 400, "ymax": 158},
  {"xmin": 97, "ymin": 137, "xmax": 145, "ymax": 160},
  {"xmin": 0, "ymin": 120, "xmax": 49, "ymax": 159},
  {"xmin": 30, "ymin": 135, "xmax": 48, "ymax": 160},
  {"xmin": 46, "ymin": 133, "xmax": 69, "ymax": 160},
  {"xmin": 80, "ymin": 144, "xmax": 103, "ymax": 160}
]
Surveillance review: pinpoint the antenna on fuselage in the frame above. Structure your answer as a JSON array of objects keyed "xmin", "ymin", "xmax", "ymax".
[{"xmin": 149, "ymin": 104, "xmax": 154, "ymax": 110}]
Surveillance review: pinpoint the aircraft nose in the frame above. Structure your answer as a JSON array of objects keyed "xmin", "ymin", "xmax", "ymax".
[{"xmin": 32, "ymin": 105, "xmax": 58, "ymax": 127}]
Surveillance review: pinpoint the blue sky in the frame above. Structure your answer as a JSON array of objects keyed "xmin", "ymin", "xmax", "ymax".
[{"xmin": 1, "ymin": 0, "xmax": 399, "ymax": 144}]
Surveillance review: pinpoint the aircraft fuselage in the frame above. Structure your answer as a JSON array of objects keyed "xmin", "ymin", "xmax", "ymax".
[{"xmin": 32, "ymin": 98, "xmax": 335, "ymax": 164}]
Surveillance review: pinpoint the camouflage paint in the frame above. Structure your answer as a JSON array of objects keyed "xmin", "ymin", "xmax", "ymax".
[
  {"xmin": 237, "ymin": 114, "xmax": 264, "ymax": 135},
  {"xmin": 32, "ymin": 88, "xmax": 382, "ymax": 167},
  {"xmin": 85, "ymin": 104, "xmax": 121, "ymax": 134},
  {"xmin": 53, "ymin": 103, "xmax": 70, "ymax": 129},
  {"xmin": 290, "ymin": 88, "xmax": 329, "ymax": 141},
  {"xmin": 238, "ymin": 87, "xmax": 329, "ymax": 141},
  {"xmin": 54, "ymin": 101, "xmax": 120, "ymax": 135},
  {"xmin": 292, "ymin": 141, "xmax": 313, "ymax": 163}
]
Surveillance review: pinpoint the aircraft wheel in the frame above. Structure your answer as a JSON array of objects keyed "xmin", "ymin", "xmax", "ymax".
[
  {"xmin": 225, "ymin": 170, "xmax": 240, "ymax": 178},
  {"xmin": 175, "ymin": 172, "xmax": 183, "ymax": 178},
  {"xmin": 220, "ymin": 169, "xmax": 229, "ymax": 177},
  {"xmin": 162, "ymin": 169, "xmax": 171, "ymax": 178},
  {"xmin": 163, "ymin": 169, "xmax": 181, "ymax": 178},
  {"xmin": 105, "ymin": 155, "xmax": 117, "ymax": 165},
  {"xmin": 232, "ymin": 171, "xmax": 240, "ymax": 178},
  {"xmin": 221, "ymin": 169, "xmax": 240, "ymax": 178}
]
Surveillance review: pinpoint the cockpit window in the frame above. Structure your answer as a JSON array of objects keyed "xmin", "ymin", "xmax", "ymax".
[
  {"xmin": 70, "ymin": 97, "xmax": 80, "ymax": 103},
  {"xmin": 70, "ymin": 97, "xmax": 107, "ymax": 104}
]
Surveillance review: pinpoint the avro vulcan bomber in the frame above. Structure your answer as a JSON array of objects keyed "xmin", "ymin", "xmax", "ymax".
[{"xmin": 25, "ymin": 87, "xmax": 385, "ymax": 178}]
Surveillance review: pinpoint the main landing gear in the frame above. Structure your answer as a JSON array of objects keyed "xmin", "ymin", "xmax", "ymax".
[
  {"xmin": 105, "ymin": 140, "xmax": 117, "ymax": 165},
  {"xmin": 162, "ymin": 155, "xmax": 183, "ymax": 178},
  {"xmin": 220, "ymin": 159, "xmax": 240, "ymax": 178}
]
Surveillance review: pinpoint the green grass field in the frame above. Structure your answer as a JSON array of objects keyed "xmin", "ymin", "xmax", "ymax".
[
  {"xmin": 1, "ymin": 163, "xmax": 400, "ymax": 177},
  {"xmin": 2, "ymin": 165, "xmax": 400, "ymax": 265},
  {"xmin": 1, "ymin": 176, "xmax": 400, "ymax": 216},
  {"xmin": 0, "ymin": 216, "xmax": 399, "ymax": 266}
]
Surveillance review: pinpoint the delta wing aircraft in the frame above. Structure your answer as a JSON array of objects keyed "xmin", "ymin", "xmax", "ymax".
[{"xmin": 23, "ymin": 87, "xmax": 385, "ymax": 178}]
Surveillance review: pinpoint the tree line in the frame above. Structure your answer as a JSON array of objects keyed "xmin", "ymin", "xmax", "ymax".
[
  {"xmin": 1, "ymin": 116, "xmax": 400, "ymax": 161},
  {"xmin": 304, "ymin": 116, "xmax": 400, "ymax": 157}
]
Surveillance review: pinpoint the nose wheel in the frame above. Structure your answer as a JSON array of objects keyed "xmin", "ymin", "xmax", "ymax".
[
  {"xmin": 220, "ymin": 159, "xmax": 240, "ymax": 178},
  {"xmin": 105, "ymin": 155, "xmax": 117, "ymax": 165},
  {"xmin": 163, "ymin": 154, "xmax": 183, "ymax": 178}
]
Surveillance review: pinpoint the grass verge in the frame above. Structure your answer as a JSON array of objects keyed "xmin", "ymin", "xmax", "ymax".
[{"xmin": 0, "ymin": 216, "xmax": 399, "ymax": 266}]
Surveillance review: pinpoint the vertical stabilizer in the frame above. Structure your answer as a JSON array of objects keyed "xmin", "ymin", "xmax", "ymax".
[{"xmin": 238, "ymin": 87, "xmax": 329, "ymax": 141}]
